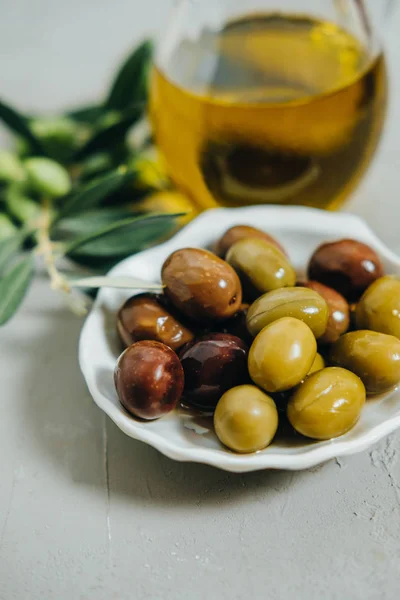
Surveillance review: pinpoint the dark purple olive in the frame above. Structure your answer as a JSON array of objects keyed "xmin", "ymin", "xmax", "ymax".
[
  {"xmin": 114, "ymin": 341, "xmax": 184, "ymax": 420},
  {"xmin": 180, "ymin": 333, "xmax": 249, "ymax": 411},
  {"xmin": 117, "ymin": 293, "xmax": 194, "ymax": 351}
]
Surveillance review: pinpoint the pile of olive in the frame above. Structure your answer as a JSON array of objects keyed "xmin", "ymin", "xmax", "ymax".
[{"xmin": 114, "ymin": 224, "xmax": 400, "ymax": 454}]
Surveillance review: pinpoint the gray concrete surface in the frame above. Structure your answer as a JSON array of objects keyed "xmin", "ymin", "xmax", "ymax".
[{"xmin": 1, "ymin": 1, "xmax": 400, "ymax": 599}]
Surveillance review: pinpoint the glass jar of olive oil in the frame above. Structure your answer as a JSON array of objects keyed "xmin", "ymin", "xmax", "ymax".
[{"xmin": 150, "ymin": 0, "xmax": 390, "ymax": 211}]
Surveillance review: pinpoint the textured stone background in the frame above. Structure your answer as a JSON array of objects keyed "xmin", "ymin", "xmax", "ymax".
[{"xmin": 1, "ymin": 2, "xmax": 400, "ymax": 598}]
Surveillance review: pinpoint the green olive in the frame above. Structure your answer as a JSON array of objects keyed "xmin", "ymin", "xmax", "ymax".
[
  {"xmin": 330, "ymin": 331, "xmax": 400, "ymax": 394},
  {"xmin": 24, "ymin": 157, "xmax": 71, "ymax": 198},
  {"xmin": 5, "ymin": 185, "xmax": 40, "ymax": 224},
  {"xmin": 31, "ymin": 117, "xmax": 80, "ymax": 162},
  {"xmin": 356, "ymin": 276, "xmax": 400, "ymax": 339},
  {"xmin": 308, "ymin": 353, "xmax": 326, "ymax": 376},
  {"xmin": 226, "ymin": 238, "xmax": 296, "ymax": 300},
  {"xmin": 287, "ymin": 367, "xmax": 366, "ymax": 440},
  {"xmin": 248, "ymin": 317, "xmax": 317, "ymax": 393},
  {"xmin": 247, "ymin": 287, "xmax": 328, "ymax": 339},
  {"xmin": 0, "ymin": 151, "xmax": 25, "ymax": 183},
  {"xmin": 214, "ymin": 385, "xmax": 278, "ymax": 453}
]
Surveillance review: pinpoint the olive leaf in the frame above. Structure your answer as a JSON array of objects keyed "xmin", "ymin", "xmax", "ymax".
[
  {"xmin": 74, "ymin": 108, "xmax": 143, "ymax": 160},
  {"xmin": 0, "ymin": 231, "xmax": 24, "ymax": 274},
  {"xmin": 64, "ymin": 255, "xmax": 126, "ymax": 273},
  {"xmin": 58, "ymin": 169, "xmax": 134, "ymax": 218},
  {"xmin": 0, "ymin": 213, "xmax": 18, "ymax": 239},
  {"xmin": 65, "ymin": 212, "xmax": 183, "ymax": 258},
  {"xmin": 69, "ymin": 275, "xmax": 162, "ymax": 291},
  {"xmin": 0, "ymin": 255, "xmax": 34, "ymax": 325},
  {"xmin": 105, "ymin": 40, "xmax": 153, "ymax": 112},
  {"xmin": 67, "ymin": 105, "xmax": 104, "ymax": 124},
  {"xmin": 0, "ymin": 99, "xmax": 45, "ymax": 155},
  {"xmin": 0, "ymin": 38, "xmax": 187, "ymax": 328},
  {"xmin": 55, "ymin": 208, "xmax": 137, "ymax": 238}
]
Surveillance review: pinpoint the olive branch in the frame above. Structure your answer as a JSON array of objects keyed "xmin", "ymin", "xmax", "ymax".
[{"xmin": 0, "ymin": 40, "xmax": 188, "ymax": 326}]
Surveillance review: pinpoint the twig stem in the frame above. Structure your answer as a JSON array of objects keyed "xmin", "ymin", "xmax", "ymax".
[
  {"xmin": 35, "ymin": 199, "xmax": 88, "ymax": 316},
  {"xmin": 36, "ymin": 198, "xmax": 70, "ymax": 293}
]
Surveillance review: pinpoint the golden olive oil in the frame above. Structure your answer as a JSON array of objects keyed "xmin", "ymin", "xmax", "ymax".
[{"xmin": 150, "ymin": 13, "xmax": 387, "ymax": 211}]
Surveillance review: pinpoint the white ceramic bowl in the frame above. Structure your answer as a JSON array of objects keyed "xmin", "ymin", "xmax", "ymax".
[{"xmin": 79, "ymin": 206, "xmax": 400, "ymax": 472}]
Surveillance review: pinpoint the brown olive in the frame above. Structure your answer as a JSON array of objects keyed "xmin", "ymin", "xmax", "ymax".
[
  {"xmin": 180, "ymin": 333, "xmax": 249, "ymax": 411},
  {"xmin": 356, "ymin": 276, "xmax": 400, "ymax": 339},
  {"xmin": 302, "ymin": 281, "xmax": 350, "ymax": 343},
  {"xmin": 214, "ymin": 385, "xmax": 278, "ymax": 453},
  {"xmin": 330, "ymin": 330, "xmax": 400, "ymax": 394},
  {"xmin": 114, "ymin": 341, "xmax": 184, "ymax": 420},
  {"xmin": 117, "ymin": 293, "xmax": 195, "ymax": 351},
  {"xmin": 226, "ymin": 238, "xmax": 296, "ymax": 300},
  {"xmin": 308, "ymin": 239, "xmax": 384, "ymax": 301},
  {"xmin": 248, "ymin": 317, "xmax": 317, "ymax": 393},
  {"xmin": 162, "ymin": 248, "xmax": 242, "ymax": 322},
  {"xmin": 215, "ymin": 224, "xmax": 287, "ymax": 258},
  {"xmin": 287, "ymin": 367, "xmax": 366, "ymax": 440},
  {"xmin": 246, "ymin": 287, "xmax": 328, "ymax": 339}
]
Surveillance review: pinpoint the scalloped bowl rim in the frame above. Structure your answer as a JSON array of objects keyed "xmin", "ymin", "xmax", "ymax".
[{"xmin": 79, "ymin": 206, "xmax": 400, "ymax": 472}]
